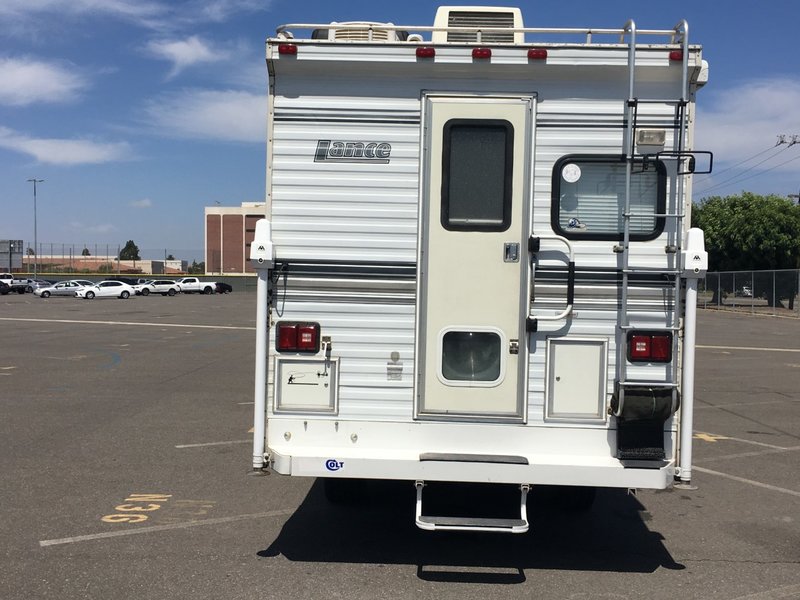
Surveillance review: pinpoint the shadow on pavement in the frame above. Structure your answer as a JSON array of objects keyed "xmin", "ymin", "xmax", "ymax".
[{"xmin": 258, "ymin": 480, "xmax": 683, "ymax": 583}]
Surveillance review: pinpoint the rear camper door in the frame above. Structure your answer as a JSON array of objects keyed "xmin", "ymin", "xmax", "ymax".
[{"xmin": 417, "ymin": 95, "xmax": 533, "ymax": 421}]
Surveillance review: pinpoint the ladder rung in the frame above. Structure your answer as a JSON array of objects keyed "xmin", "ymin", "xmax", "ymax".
[
  {"xmin": 618, "ymin": 381, "xmax": 679, "ymax": 388},
  {"xmin": 619, "ymin": 325, "xmax": 681, "ymax": 331},
  {"xmin": 624, "ymin": 213, "xmax": 684, "ymax": 218},
  {"xmin": 623, "ymin": 268, "xmax": 680, "ymax": 274},
  {"xmin": 628, "ymin": 98, "xmax": 688, "ymax": 105}
]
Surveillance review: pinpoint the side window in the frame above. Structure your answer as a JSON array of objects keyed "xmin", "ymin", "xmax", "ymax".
[
  {"xmin": 441, "ymin": 119, "xmax": 513, "ymax": 232},
  {"xmin": 551, "ymin": 155, "xmax": 666, "ymax": 241}
]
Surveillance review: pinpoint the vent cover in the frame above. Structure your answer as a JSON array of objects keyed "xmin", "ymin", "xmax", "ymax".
[
  {"xmin": 325, "ymin": 22, "xmax": 399, "ymax": 42},
  {"xmin": 433, "ymin": 7, "xmax": 524, "ymax": 44}
]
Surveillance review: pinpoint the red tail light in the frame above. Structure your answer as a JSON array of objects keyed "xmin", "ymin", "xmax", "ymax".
[
  {"xmin": 669, "ymin": 50, "xmax": 683, "ymax": 61},
  {"xmin": 527, "ymin": 48, "xmax": 547, "ymax": 60},
  {"xmin": 472, "ymin": 47, "xmax": 492, "ymax": 59},
  {"xmin": 650, "ymin": 335, "xmax": 671, "ymax": 361},
  {"xmin": 627, "ymin": 331, "xmax": 672, "ymax": 363},
  {"xmin": 278, "ymin": 43, "xmax": 298, "ymax": 55},
  {"xmin": 276, "ymin": 322, "xmax": 320, "ymax": 353},
  {"xmin": 416, "ymin": 47, "xmax": 436, "ymax": 58}
]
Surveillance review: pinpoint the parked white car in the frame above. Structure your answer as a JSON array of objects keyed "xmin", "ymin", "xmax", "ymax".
[
  {"xmin": 132, "ymin": 279, "xmax": 180, "ymax": 296},
  {"xmin": 34, "ymin": 279, "xmax": 96, "ymax": 298},
  {"xmin": 76, "ymin": 280, "xmax": 135, "ymax": 299}
]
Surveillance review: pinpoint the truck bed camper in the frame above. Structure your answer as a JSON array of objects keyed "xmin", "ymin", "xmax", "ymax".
[{"xmin": 249, "ymin": 6, "xmax": 712, "ymax": 533}]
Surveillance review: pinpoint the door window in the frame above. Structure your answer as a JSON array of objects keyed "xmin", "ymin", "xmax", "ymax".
[
  {"xmin": 441, "ymin": 119, "xmax": 513, "ymax": 231},
  {"xmin": 441, "ymin": 330, "xmax": 502, "ymax": 383}
]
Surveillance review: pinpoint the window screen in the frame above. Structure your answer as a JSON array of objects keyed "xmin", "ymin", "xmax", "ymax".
[
  {"xmin": 551, "ymin": 156, "xmax": 666, "ymax": 240},
  {"xmin": 441, "ymin": 119, "xmax": 513, "ymax": 231}
]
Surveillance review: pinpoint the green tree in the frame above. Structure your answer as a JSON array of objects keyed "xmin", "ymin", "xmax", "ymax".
[
  {"xmin": 119, "ymin": 240, "xmax": 141, "ymax": 261},
  {"xmin": 692, "ymin": 192, "xmax": 800, "ymax": 307},
  {"xmin": 188, "ymin": 260, "xmax": 205, "ymax": 274},
  {"xmin": 166, "ymin": 254, "xmax": 175, "ymax": 260},
  {"xmin": 692, "ymin": 192, "xmax": 800, "ymax": 271},
  {"xmin": 81, "ymin": 247, "xmax": 91, "ymax": 256}
]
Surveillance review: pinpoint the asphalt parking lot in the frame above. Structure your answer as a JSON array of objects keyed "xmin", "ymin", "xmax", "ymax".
[{"xmin": 1, "ymin": 293, "xmax": 798, "ymax": 600}]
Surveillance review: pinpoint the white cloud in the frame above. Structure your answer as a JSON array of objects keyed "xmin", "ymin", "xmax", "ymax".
[
  {"xmin": 145, "ymin": 36, "xmax": 228, "ymax": 78},
  {"xmin": 696, "ymin": 77, "xmax": 800, "ymax": 171},
  {"xmin": 0, "ymin": 126, "xmax": 132, "ymax": 165},
  {"xmin": 0, "ymin": 0, "xmax": 269, "ymax": 31},
  {"xmin": 0, "ymin": 0, "xmax": 166, "ymax": 29},
  {"xmin": 130, "ymin": 198, "xmax": 153, "ymax": 208},
  {"xmin": 0, "ymin": 57, "xmax": 87, "ymax": 106},
  {"xmin": 143, "ymin": 89, "xmax": 264, "ymax": 142}
]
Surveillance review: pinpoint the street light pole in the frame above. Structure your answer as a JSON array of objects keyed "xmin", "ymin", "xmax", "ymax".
[{"xmin": 27, "ymin": 178, "xmax": 44, "ymax": 279}]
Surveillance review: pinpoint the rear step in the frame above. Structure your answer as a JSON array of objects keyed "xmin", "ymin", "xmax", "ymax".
[{"xmin": 414, "ymin": 481, "xmax": 530, "ymax": 534}]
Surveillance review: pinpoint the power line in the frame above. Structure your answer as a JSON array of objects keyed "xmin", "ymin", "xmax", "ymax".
[
  {"xmin": 694, "ymin": 142, "xmax": 782, "ymax": 181},
  {"xmin": 695, "ymin": 151, "xmax": 800, "ymax": 198},
  {"xmin": 694, "ymin": 137, "xmax": 798, "ymax": 196}
]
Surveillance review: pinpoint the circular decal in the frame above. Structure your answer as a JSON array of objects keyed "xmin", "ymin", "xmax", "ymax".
[{"xmin": 562, "ymin": 163, "xmax": 581, "ymax": 183}]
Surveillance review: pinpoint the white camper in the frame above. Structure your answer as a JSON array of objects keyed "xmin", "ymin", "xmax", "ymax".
[{"xmin": 251, "ymin": 6, "xmax": 712, "ymax": 533}]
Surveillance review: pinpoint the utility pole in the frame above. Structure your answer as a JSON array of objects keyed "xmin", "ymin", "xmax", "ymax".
[{"xmin": 27, "ymin": 178, "xmax": 44, "ymax": 279}]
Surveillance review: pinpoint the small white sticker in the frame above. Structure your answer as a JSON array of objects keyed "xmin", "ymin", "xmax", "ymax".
[{"xmin": 562, "ymin": 163, "xmax": 581, "ymax": 183}]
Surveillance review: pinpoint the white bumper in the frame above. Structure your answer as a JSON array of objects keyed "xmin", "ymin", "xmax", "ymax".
[{"xmin": 266, "ymin": 419, "xmax": 676, "ymax": 489}]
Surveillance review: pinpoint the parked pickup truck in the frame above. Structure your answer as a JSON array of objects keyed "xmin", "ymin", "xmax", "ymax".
[
  {"xmin": 0, "ymin": 273, "xmax": 29, "ymax": 295},
  {"xmin": 175, "ymin": 277, "xmax": 217, "ymax": 294}
]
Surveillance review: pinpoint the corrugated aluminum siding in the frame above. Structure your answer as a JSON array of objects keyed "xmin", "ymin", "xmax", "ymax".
[{"xmin": 268, "ymin": 72, "xmax": 688, "ymax": 425}]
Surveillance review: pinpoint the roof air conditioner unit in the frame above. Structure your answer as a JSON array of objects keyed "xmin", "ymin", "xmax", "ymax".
[
  {"xmin": 432, "ymin": 6, "xmax": 524, "ymax": 44},
  {"xmin": 314, "ymin": 22, "xmax": 404, "ymax": 42}
]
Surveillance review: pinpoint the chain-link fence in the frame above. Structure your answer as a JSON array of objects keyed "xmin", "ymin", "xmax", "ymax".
[
  {"xmin": 4, "ymin": 242, "xmax": 204, "ymax": 275},
  {"xmin": 701, "ymin": 270, "xmax": 800, "ymax": 317}
]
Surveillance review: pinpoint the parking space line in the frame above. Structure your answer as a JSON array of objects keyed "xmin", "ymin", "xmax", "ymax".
[
  {"xmin": 175, "ymin": 439, "xmax": 250, "ymax": 449},
  {"xmin": 696, "ymin": 431, "xmax": 792, "ymax": 450},
  {"xmin": 732, "ymin": 584, "xmax": 800, "ymax": 600},
  {"xmin": 39, "ymin": 508, "xmax": 294, "ymax": 547},
  {"xmin": 696, "ymin": 446, "xmax": 800, "ymax": 464},
  {"xmin": 697, "ymin": 344, "xmax": 800, "ymax": 353},
  {"xmin": 0, "ymin": 317, "xmax": 255, "ymax": 331},
  {"xmin": 697, "ymin": 400, "xmax": 791, "ymax": 410},
  {"xmin": 694, "ymin": 466, "xmax": 800, "ymax": 498}
]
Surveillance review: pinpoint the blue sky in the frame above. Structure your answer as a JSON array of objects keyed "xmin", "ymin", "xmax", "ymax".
[{"xmin": 1, "ymin": 1, "xmax": 799, "ymax": 259}]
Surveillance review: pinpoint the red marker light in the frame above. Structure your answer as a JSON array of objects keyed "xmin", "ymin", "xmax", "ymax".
[
  {"xmin": 278, "ymin": 43, "xmax": 298, "ymax": 55},
  {"xmin": 669, "ymin": 50, "xmax": 683, "ymax": 61},
  {"xmin": 416, "ymin": 47, "xmax": 436, "ymax": 58},
  {"xmin": 527, "ymin": 48, "xmax": 547, "ymax": 60},
  {"xmin": 472, "ymin": 47, "xmax": 492, "ymax": 59}
]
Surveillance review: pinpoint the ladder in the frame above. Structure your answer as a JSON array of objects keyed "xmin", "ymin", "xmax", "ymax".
[{"xmin": 614, "ymin": 20, "xmax": 694, "ymax": 428}]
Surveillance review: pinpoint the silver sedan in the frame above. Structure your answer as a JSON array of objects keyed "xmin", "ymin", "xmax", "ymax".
[{"xmin": 34, "ymin": 280, "xmax": 96, "ymax": 298}]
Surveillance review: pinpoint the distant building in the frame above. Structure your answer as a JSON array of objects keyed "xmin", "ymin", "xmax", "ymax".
[
  {"xmin": 205, "ymin": 202, "xmax": 266, "ymax": 275},
  {"xmin": 18, "ymin": 256, "xmax": 188, "ymax": 275}
]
